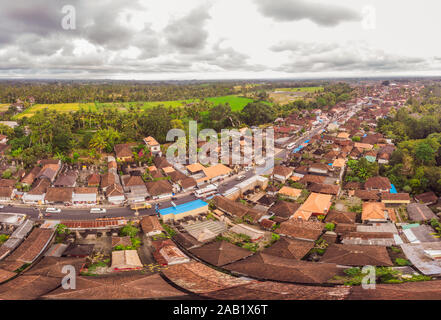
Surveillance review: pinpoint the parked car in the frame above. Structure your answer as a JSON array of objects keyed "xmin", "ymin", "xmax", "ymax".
[
  {"xmin": 0, "ymin": 205, "xmax": 4, "ymax": 209},
  {"xmin": 90, "ymin": 208, "xmax": 107, "ymax": 214},
  {"xmin": 46, "ymin": 207, "xmax": 61, "ymax": 214},
  {"xmin": 236, "ymin": 175, "xmax": 246, "ymax": 181}
]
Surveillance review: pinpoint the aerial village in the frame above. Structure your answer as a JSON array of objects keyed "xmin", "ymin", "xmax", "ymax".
[{"xmin": 0, "ymin": 82, "xmax": 440, "ymax": 300}]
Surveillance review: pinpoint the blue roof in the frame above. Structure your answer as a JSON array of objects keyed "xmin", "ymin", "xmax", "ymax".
[
  {"xmin": 159, "ymin": 199, "xmax": 208, "ymax": 216},
  {"xmin": 304, "ymin": 139, "xmax": 310, "ymax": 143},
  {"xmin": 390, "ymin": 184, "xmax": 397, "ymax": 194}
]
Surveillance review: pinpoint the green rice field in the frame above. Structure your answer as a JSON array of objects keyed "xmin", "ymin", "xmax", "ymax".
[{"xmin": 14, "ymin": 95, "xmax": 267, "ymax": 119}]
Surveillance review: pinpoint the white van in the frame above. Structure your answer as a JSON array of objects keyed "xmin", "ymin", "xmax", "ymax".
[
  {"xmin": 46, "ymin": 207, "xmax": 61, "ymax": 213},
  {"xmin": 90, "ymin": 208, "xmax": 107, "ymax": 214},
  {"xmin": 286, "ymin": 143, "xmax": 296, "ymax": 150}
]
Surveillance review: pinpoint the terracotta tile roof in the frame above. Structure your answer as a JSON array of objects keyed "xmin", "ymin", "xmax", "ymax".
[
  {"xmin": 335, "ymin": 223, "xmax": 357, "ymax": 235},
  {"xmin": 61, "ymin": 219, "xmax": 125, "ymax": 229},
  {"xmin": 362, "ymin": 202, "xmax": 388, "ymax": 221},
  {"xmin": 299, "ymin": 174, "xmax": 326, "ymax": 184},
  {"xmin": 321, "ymin": 244, "xmax": 393, "ymax": 266},
  {"xmin": 114, "ymin": 144, "xmax": 134, "ymax": 158},
  {"xmin": 364, "ymin": 176, "xmax": 391, "ymax": 190},
  {"xmin": 162, "ymin": 261, "xmax": 251, "ymax": 294},
  {"xmin": 21, "ymin": 167, "xmax": 41, "ymax": 185},
  {"xmin": 180, "ymin": 177, "xmax": 197, "ymax": 189},
  {"xmin": 146, "ymin": 180, "xmax": 173, "ymax": 196},
  {"xmin": 186, "ymin": 163, "xmax": 205, "ymax": 173},
  {"xmin": 308, "ymin": 183, "xmax": 339, "ymax": 195},
  {"xmin": 277, "ymin": 219, "xmax": 324, "ymax": 241},
  {"xmin": 344, "ymin": 182, "xmax": 363, "ymax": 190},
  {"xmin": 202, "ymin": 164, "xmax": 232, "ymax": 180},
  {"xmin": 325, "ymin": 210, "xmax": 356, "ymax": 224},
  {"xmin": 101, "ymin": 172, "xmax": 116, "ymax": 189},
  {"xmin": 44, "ymin": 187, "xmax": 73, "ymax": 203},
  {"xmin": 140, "ymin": 216, "xmax": 164, "ymax": 234},
  {"xmin": 190, "ymin": 241, "xmax": 252, "ymax": 267},
  {"xmin": 415, "ymin": 191, "xmax": 438, "ymax": 204},
  {"xmin": 293, "ymin": 193, "xmax": 332, "ymax": 220},
  {"xmin": 262, "ymin": 237, "xmax": 314, "ymax": 260},
  {"xmin": 278, "ymin": 186, "xmax": 302, "ymax": 198},
  {"xmin": 74, "ymin": 187, "xmax": 97, "ymax": 194},
  {"xmin": 0, "ymin": 179, "xmax": 15, "ymax": 187},
  {"xmin": 205, "ymin": 281, "xmax": 350, "ymax": 300},
  {"xmin": 213, "ymin": 196, "xmax": 263, "ymax": 223},
  {"xmin": 382, "ymin": 193, "xmax": 410, "ymax": 201},
  {"xmin": 225, "ymin": 253, "xmax": 340, "ymax": 284},
  {"xmin": 87, "ymin": 173, "xmax": 101, "ymax": 186},
  {"xmin": 111, "ymin": 236, "xmax": 132, "ymax": 248},
  {"xmin": 0, "ymin": 275, "xmax": 60, "ymax": 300},
  {"xmin": 272, "ymin": 165, "xmax": 293, "ymax": 177},
  {"xmin": 123, "ymin": 175, "xmax": 144, "ymax": 187},
  {"xmin": 269, "ymin": 201, "xmax": 301, "ymax": 220},
  {"xmin": 144, "ymin": 136, "xmax": 159, "ymax": 147},
  {"xmin": 153, "ymin": 157, "xmax": 172, "ymax": 169},
  {"xmin": 26, "ymin": 256, "xmax": 85, "ymax": 278},
  {"xmin": 167, "ymin": 170, "xmax": 187, "ymax": 183},
  {"xmin": 0, "ymin": 187, "xmax": 13, "ymax": 198},
  {"xmin": 4, "ymin": 228, "xmax": 54, "ymax": 264},
  {"xmin": 43, "ymin": 273, "xmax": 187, "ymax": 300},
  {"xmin": 354, "ymin": 190, "xmax": 380, "ymax": 201},
  {"xmin": 347, "ymin": 280, "xmax": 441, "ymax": 300},
  {"xmin": 105, "ymin": 184, "xmax": 124, "ymax": 197}
]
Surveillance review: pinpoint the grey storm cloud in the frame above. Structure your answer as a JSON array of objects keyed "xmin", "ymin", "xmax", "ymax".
[
  {"xmin": 164, "ymin": 5, "xmax": 212, "ymax": 51},
  {"xmin": 254, "ymin": 0, "xmax": 361, "ymax": 26},
  {"xmin": 275, "ymin": 46, "xmax": 429, "ymax": 73}
]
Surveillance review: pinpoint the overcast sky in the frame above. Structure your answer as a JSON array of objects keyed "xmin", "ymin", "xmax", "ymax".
[{"xmin": 1, "ymin": 0, "xmax": 440, "ymax": 80}]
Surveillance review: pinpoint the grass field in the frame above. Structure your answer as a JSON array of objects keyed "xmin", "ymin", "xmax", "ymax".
[
  {"xmin": 14, "ymin": 95, "xmax": 266, "ymax": 119},
  {"xmin": 274, "ymin": 86, "xmax": 324, "ymax": 93}
]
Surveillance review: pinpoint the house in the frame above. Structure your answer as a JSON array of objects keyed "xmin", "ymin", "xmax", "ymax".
[
  {"xmin": 101, "ymin": 172, "xmax": 116, "ymax": 192},
  {"xmin": 105, "ymin": 184, "xmax": 125, "ymax": 205},
  {"xmin": 122, "ymin": 175, "xmax": 148, "ymax": 203},
  {"xmin": 21, "ymin": 167, "xmax": 41, "ymax": 186},
  {"xmin": 354, "ymin": 142, "xmax": 374, "ymax": 151},
  {"xmin": 22, "ymin": 179, "xmax": 50, "ymax": 204},
  {"xmin": 213, "ymin": 196, "xmax": 264, "ymax": 223},
  {"xmin": 400, "ymin": 242, "xmax": 441, "ymax": 276},
  {"xmin": 143, "ymin": 136, "xmax": 161, "ymax": 156},
  {"xmin": 152, "ymin": 239, "xmax": 190, "ymax": 266},
  {"xmin": 278, "ymin": 186, "xmax": 302, "ymax": 200},
  {"xmin": 277, "ymin": 219, "xmax": 324, "ymax": 241},
  {"xmin": 224, "ymin": 253, "xmax": 339, "ymax": 284},
  {"xmin": 200, "ymin": 164, "xmax": 232, "ymax": 183},
  {"xmin": 293, "ymin": 193, "xmax": 332, "ymax": 220},
  {"xmin": 44, "ymin": 188, "xmax": 73, "ymax": 205},
  {"xmin": 0, "ymin": 187, "xmax": 13, "ymax": 202},
  {"xmin": 146, "ymin": 180, "xmax": 173, "ymax": 200},
  {"xmin": 364, "ymin": 176, "xmax": 391, "ymax": 193},
  {"xmin": 272, "ymin": 165, "xmax": 293, "ymax": 183},
  {"xmin": 180, "ymin": 177, "xmax": 197, "ymax": 192},
  {"xmin": 36, "ymin": 160, "xmax": 61, "ymax": 183},
  {"xmin": 362, "ymin": 202, "xmax": 390, "ymax": 223},
  {"xmin": 140, "ymin": 216, "xmax": 164, "ymax": 237},
  {"xmin": 269, "ymin": 201, "xmax": 301, "ymax": 222},
  {"xmin": 402, "ymin": 225, "xmax": 441, "ymax": 244},
  {"xmin": 321, "ymin": 244, "xmax": 393, "ymax": 266},
  {"xmin": 308, "ymin": 163, "xmax": 330, "ymax": 176},
  {"xmin": 415, "ymin": 192, "xmax": 439, "ymax": 206},
  {"xmin": 381, "ymin": 193, "xmax": 411, "ymax": 205},
  {"xmin": 72, "ymin": 187, "xmax": 97, "ymax": 206},
  {"xmin": 53, "ymin": 171, "xmax": 78, "ymax": 188},
  {"xmin": 154, "ymin": 157, "xmax": 172, "ymax": 169},
  {"xmin": 111, "ymin": 236, "xmax": 132, "ymax": 249},
  {"xmin": 114, "ymin": 144, "xmax": 134, "ymax": 162},
  {"xmin": 325, "ymin": 210, "xmax": 356, "ymax": 224},
  {"xmin": 186, "ymin": 163, "xmax": 206, "ymax": 176},
  {"xmin": 111, "ymin": 250, "xmax": 143, "ymax": 271},
  {"xmin": 407, "ymin": 203, "xmax": 437, "ymax": 222},
  {"xmin": 189, "ymin": 241, "xmax": 252, "ymax": 267},
  {"xmin": 354, "ymin": 190, "xmax": 380, "ymax": 201},
  {"xmin": 262, "ymin": 237, "xmax": 314, "ymax": 260},
  {"xmin": 308, "ymin": 183, "xmax": 340, "ymax": 196},
  {"xmin": 87, "ymin": 173, "xmax": 101, "ymax": 187}
]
